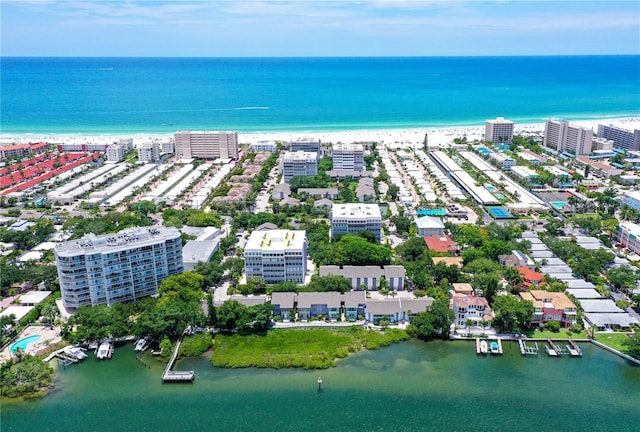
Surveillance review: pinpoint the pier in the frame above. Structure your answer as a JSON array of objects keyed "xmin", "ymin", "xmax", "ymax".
[
  {"xmin": 568, "ymin": 339, "xmax": 583, "ymax": 357},
  {"xmin": 161, "ymin": 334, "xmax": 194, "ymax": 383},
  {"xmin": 518, "ymin": 339, "xmax": 539, "ymax": 355}
]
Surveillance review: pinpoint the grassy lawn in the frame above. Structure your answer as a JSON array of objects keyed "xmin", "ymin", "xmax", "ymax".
[
  {"xmin": 595, "ymin": 332, "xmax": 630, "ymax": 352},
  {"xmin": 211, "ymin": 327, "xmax": 409, "ymax": 369},
  {"xmin": 528, "ymin": 329, "xmax": 588, "ymax": 339}
]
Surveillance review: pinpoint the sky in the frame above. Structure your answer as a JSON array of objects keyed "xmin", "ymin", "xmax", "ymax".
[{"xmin": 1, "ymin": 1, "xmax": 639, "ymax": 57}]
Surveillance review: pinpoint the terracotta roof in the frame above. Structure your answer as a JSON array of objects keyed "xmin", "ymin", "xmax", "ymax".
[
  {"xmin": 518, "ymin": 267, "xmax": 544, "ymax": 282},
  {"xmin": 424, "ymin": 235, "xmax": 457, "ymax": 253}
]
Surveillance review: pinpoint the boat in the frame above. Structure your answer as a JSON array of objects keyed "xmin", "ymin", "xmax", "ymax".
[
  {"xmin": 96, "ymin": 341, "xmax": 113, "ymax": 360},
  {"xmin": 134, "ymin": 337, "xmax": 148, "ymax": 352},
  {"xmin": 480, "ymin": 340, "xmax": 488, "ymax": 355},
  {"xmin": 490, "ymin": 341, "xmax": 500, "ymax": 354},
  {"xmin": 64, "ymin": 346, "xmax": 88, "ymax": 361}
]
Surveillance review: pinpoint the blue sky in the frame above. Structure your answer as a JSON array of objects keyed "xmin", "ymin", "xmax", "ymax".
[{"xmin": 2, "ymin": 1, "xmax": 639, "ymax": 56}]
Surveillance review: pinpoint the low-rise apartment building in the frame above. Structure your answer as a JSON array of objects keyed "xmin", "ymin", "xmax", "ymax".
[
  {"xmin": 244, "ymin": 229, "xmax": 307, "ymax": 283},
  {"xmin": 331, "ymin": 203, "xmax": 382, "ymax": 242},
  {"xmin": 319, "ymin": 265, "xmax": 405, "ymax": 290}
]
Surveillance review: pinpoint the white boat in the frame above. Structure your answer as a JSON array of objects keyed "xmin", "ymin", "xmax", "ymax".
[
  {"xmin": 134, "ymin": 338, "xmax": 147, "ymax": 352},
  {"xmin": 96, "ymin": 341, "xmax": 113, "ymax": 360},
  {"xmin": 480, "ymin": 340, "xmax": 488, "ymax": 355},
  {"xmin": 64, "ymin": 346, "xmax": 88, "ymax": 360}
]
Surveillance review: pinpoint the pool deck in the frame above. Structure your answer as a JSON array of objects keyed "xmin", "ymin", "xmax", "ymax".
[{"xmin": 0, "ymin": 325, "xmax": 61, "ymax": 363}]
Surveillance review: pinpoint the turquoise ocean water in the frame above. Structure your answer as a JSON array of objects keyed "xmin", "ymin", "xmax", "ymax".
[
  {"xmin": 3, "ymin": 340, "xmax": 640, "ymax": 432},
  {"xmin": 1, "ymin": 56, "xmax": 639, "ymax": 134}
]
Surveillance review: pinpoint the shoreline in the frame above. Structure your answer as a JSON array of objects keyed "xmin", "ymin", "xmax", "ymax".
[{"xmin": 2, "ymin": 116, "xmax": 640, "ymax": 148}]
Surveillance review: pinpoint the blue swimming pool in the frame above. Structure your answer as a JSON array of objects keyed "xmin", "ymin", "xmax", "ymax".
[
  {"xmin": 487, "ymin": 207, "xmax": 514, "ymax": 219},
  {"xmin": 486, "ymin": 185, "xmax": 497, "ymax": 192},
  {"xmin": 10, "ymin": 335, "xmax": 41, "ymax": 353},
  {"xmin": 551, "ymin": 201, "xmax": 565, "ymax": 208},
  {"xmin": 494, "ymin": 193, "xmax": 505, "ymax": 200},
  {"xmin": 417, "ymin": 209, "xmax": 447, "ymax": 216}
]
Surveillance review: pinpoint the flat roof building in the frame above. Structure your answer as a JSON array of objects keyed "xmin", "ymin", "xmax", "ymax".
[
  {"xmin": 55, "ymin": 226, "xmax": 183, "ymax": 309},
  {"xmin": 137, "ymin": 142, "xmax": 160, "ymax": 163},
  {"xmin": 290, "ymin": 138, "xmax": 321, "ymax": 155},
  {"xmin": 244, "ymin": 230, "xmax": 307, "ymax": 283},
  {"xmin": 330, "ymin": 203, "xmax": 382, "ymax": 242},
  {"xmin": 331, "ymin": 143, "xmax": 364, "ymax": 171},
  {"xmin": 281, "ymin": 151, "xmax": 318, "ymax": 183},
  {"xmin": 544, "ymin": 120, "xmax": 593, "ymax": 156},
  {"xmin": 485, "ymin": 117, "xmax": 514, "ymax": 144},
  {"xmin": 174, "ymin": 131, "xmax": 238, "ymax": 160},
  {"xmin": 597, "ymin": 124, "xmax": 640, "ymax": 152}
]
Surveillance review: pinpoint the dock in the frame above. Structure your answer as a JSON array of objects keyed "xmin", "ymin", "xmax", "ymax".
[
  {"xmin": 544, "ymin": 343, "xmax": 558, "ymax": 356},
  {"xmin": 161, "ymin": 334, "xmax": 194, "ymax": 383},
  {"xmin": 518, "ymin": 339, "xmax": 539, "ymax": 355},
  {"xmin": 494, "ymin": 338, "xmax": 503, "ymax": 355},
  {"xmin": 475, "ymin": 338, "xmax": 481, "ymax": 354},
  {"xmin": 568, "ymin": 339, "xmax": 583, "ymax": 357}
]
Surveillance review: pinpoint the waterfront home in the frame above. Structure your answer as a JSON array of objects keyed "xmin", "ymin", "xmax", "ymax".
[
  {"xmin": 343, "ymin": 291, "xmax": 366, "ymax": 320},
  {"xmin": 363, "ymin": 297, "xmax": 433, "ymax": 324},
  {"xmin": 451, "ymin": 294, "xmax": 493, "ymax": 328},
  {"xmin": 271, "ymin": 292, "xmax": 296, "ymax": 321},
  {"xmin": 519, "ymin": 290, "xmax": 577, "ymax": 328},
  {"xmin": 296, "ymin": 292, "xmax": 342, "ymax": 321}
]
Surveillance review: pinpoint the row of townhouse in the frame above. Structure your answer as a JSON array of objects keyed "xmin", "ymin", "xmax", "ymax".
[
  {"xmin": 271, "ymin": 291, "xmax": 434, "ymax": 323},
  {"xmin": 318, "ymin": 265, "xmax": 405, "ymax": 291}
]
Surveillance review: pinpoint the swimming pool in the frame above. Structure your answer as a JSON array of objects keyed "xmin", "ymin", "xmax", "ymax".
[
  {"xmin": 416, "ymin": 209, "xmax": 447, "ymax": 216},
  {"xmin": 494, "ymin": 193, "xmax": 505, "ymax": 200},
  {"xmin": 551, "ymin": 201, "xmax": 565, "ymax": 208},
  {"xmin": 10, "ymin": 335, "xmax": 42, "ymax": 353},
  {"xmin": 486, "ymin": 185, "xmax": 497, "ymax": 192}
]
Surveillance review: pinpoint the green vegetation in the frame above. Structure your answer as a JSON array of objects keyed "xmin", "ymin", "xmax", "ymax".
[
  {"xmin": 62, "ymin": 211, "xmax": 154, "ymax": 239},
  {"xmin": 529, "ymin": 329, "xmax": 588, "ymax": 339},
  {"xmin": 407, "ymin": 298, "xmax": 455, "ymax": 340},
  {"xmin": 492, "ymin": 295, "xmax": 534, "ymax": 333},
  {"xmin": 211, "ymin": 327, "xmax": 409, "ymax": 369},
  {"xmin": 162, "ymin": 208, "xmax": 223, "ymax": 228},
  {"xmin": 596, "ymin": 332, "xmax": 633, "ymax": 353},
  {"xmin": 1, "ymin": 356, "xmax": 54, "ymax": 399},
  {"xmin": 179, "ymin": 333, "xmax": 213, "ymax": 357}
]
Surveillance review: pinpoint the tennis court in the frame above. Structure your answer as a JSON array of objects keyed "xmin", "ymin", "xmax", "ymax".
[{"xmin": 486, "ymin": 206, "xmax": 515, "ymax": 219}]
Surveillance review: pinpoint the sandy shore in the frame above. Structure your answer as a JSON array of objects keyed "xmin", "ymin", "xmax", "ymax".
[{"xmin": 2, "ymin": 117, "xmax": 639, "ymax": 148}]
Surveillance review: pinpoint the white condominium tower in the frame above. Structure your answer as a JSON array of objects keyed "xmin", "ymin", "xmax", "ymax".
[
  {"xmin": 281, "ymin": 151, "xmax": 318, "ymax": 183},
  {"xmin": 244, "ymin": 230, "xmax": 308, "ymax": 283},
  {"xmin": 332, "ymin": 143, "xmax": 364, "ymax": 171},
  {"xmin": 290, "ymin": 138, "xmax": 321, "ymax": 155},
  {"xmin": 597, "ymin": 124, "xmax": 640, "ymax": 152},
  {"xmin": 55, "ymin": 227, "xmax": 184, "ymax": 309},
  {"xmin": 544, "ymin": 120, "xmax": 593, "ymax": 156},
  {"xmin": 174, "ymin": 131, "xmax": 238, "ymax": 159},
  {"xmin": 485, "ymin": 117, "xmax": 514, "ymax": 144},
  {"xmin": 331, "ymin": 203, "xmax": 382, "ymax": 243}
]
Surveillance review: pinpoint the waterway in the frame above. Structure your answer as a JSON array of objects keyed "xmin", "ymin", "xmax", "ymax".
[{"xmin": 3, "ymin": 340, "xmax": 639, "ymax": 431}]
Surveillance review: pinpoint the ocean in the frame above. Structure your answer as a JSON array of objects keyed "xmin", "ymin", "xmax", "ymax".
[
  {"xmin": 1, "ymin": 56, "xmax": 639, "ymax": 134},
  {"xmin": 2, "ymin": 340, "xmax": 640, "ymax": 432}
]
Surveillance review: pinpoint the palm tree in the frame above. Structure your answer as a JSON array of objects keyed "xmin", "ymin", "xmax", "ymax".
[{"xmin": 465, "ymin": 319, "xmax": 474, "ymax": 337}]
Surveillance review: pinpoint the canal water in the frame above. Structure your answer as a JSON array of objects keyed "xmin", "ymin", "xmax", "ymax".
[{"xmin": 3, "ymin": 340, "xmax": 639, "ymax": 431}]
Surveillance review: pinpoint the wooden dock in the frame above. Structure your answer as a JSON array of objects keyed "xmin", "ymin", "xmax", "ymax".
[
  {"xmin": 161, "ymin": 335, "xmax": 194, "ymax": 383},
  {"xmin": 495, "ymin": 338, "xmax": 503, "ymax": 355}
]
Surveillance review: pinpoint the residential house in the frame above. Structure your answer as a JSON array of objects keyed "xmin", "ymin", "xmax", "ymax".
[
  {"xmin": 498, "ymin": 250, "xmax": 535, "ymax": 269},
  {"xmin": 424, "ymin": 235, "xmax": 458, "ymax": 254},
  {"xmin": 271, "ymin": 292, "xmax": 296, "ymax": 321},
  {"xmin": 519, "ymin": 290, "xmax": 577, "ymax": 328},
  {"xmin": 271, "ymin": 183, "xmax": 291, "ymax": 201},
  {"xmin": 415, "ymin": 216, "xmax": 445, "ymax": 237},
  {"xmin": 343, "ymin": 291, "xmax": 366, "ymax": 320},
  {"xmin": 296, "ymin": 292, "xmax": 342, "ymax": 321},
  {"xmin": 431, "ymin": 257, "xmax": 464, "ymax": 269},
  {"xmin": 518, "ymin": 267, "xmax": 545, "ymax": 289},
  {"xmin": 364, "ymin": 297, "xmax": 433, "ymax": 324},
  {"xmin": 451, "ymin": 294, "xmax": 493, "ymax": 328}
]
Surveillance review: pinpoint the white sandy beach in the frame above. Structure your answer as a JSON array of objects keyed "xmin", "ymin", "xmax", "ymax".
[{"xmin": 2, "ymin": 117, "xmax": 640, "ymax": 148}]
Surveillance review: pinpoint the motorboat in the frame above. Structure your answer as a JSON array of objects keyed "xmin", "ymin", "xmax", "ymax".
[
  {"xmin": 479, "ymin": 340, "xmax": 488, "ymax": 355},
  {"xmin": 490, "ymin": 341, "xmax": 500, "ymax": 354},
  {"xmin": 96, "ymin": 341, "xmax": 113, "ymax": 360},
  {"xmin": 64, "ymin": 346, "xmax": 88, "ymax": 360},
  {"xmin": 134, "ymin": 337, "xmax": 148, "ymax": 352}
]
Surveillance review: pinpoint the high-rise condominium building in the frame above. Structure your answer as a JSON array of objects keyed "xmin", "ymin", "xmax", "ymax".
[
  {"xmin": 544, "ymin": 120, "xmax": 593, "ymax": 156},
  {"xmin": 332, "ymin": 143, "xmax": 364, "ymax": 171},
  {"xmin": 105, "ymin": 144, "xmax": 126, "ymax": 162},
  {"xmin": 244, "ymin": 230, "xmax": 308, "ymax": 283},
  {"xmin": 485, "ymin": 117, "xmax": 514, "ymax": 144},
  {"xmin": 55, "ymin": 227, "xmax": 183, "ymax": 309},
  {"xmin": 597, "ymin": 124, "xmax": 640, "ymax": 152},
  {"xmin": 290, "ymin": 138, "xmax": 321, "ymax": 155},
  {"xmin": 331, "ymin": 203, "xmax": 382, "ymax": 243},
  {"xmin": 282, "ymin": 151, "xmax": 318, "ymax": 183},
  {"xmin": 174, "ymin": 131, "xmax": 238, "ymax": 160},
  {"xmin": 137, "ymin": 142, "xmax": 160, "ymax": 163}
]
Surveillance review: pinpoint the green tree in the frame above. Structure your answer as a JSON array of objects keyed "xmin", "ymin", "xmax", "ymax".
[
  {"xmin": 206, "ymin": 292, "xmax": 217, "ymax": 327},
  {"xmin": 407, "ymin": 298, "xmax": 454, "ymax": 340},
  {"xmin": 492, "ymin": 295, "xmax": 534, "ymax": 333},
  {"xmin": 606, "ymin": 266, "xmax": 640, "ymax": 292},
  {"xmin": 622, "ymin": 332, "xmax": 640, "ymax": 359}
]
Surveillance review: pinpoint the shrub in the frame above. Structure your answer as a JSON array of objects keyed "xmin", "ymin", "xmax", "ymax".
[{"xmin": 545, "ymin": 321, "xmax": 561, "ymax": 333}]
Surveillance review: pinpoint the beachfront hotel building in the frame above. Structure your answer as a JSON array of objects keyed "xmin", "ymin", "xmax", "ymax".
[
  {"xmin": 597, "ymin": 124, "xmax": 640, "ymax": 152},
  {"xmin": 290, "ymin": 138, "xmax": 321, "ymax": 155},
  {"xmin": 485, "ymin": 117, "xmax": 514, "ymax": 144},
  {"xmin": 55, "ymin": 227, "xmax": 183, "ymax": 309},
  {"xmin": 250, "ymin": 140, "xmax": 277, "ymax": 153},
  {"xmin": 105, "ymin": 144, "xmax": 127, "ymax": 162},
  {"xmin": 244, "ymin": 230, "xmax": 308, "ymax": 283},
  {"xmin": 330, "ymin": 203, "xmax": 382, "ymax": 242},
  {"xmin": 281, "ymin": 151, "xmax": 318, "ymax": 183},
  {"xmin": 544, "ymin": 120, "xmax": 593, "ymax": 156},
  {"xmin": 331, "ymin": 143, "xmax": 364, "ymax": 171},
  {"xmin": 174, "ymin": 131, "xmax": 238, "ymax": 160}
]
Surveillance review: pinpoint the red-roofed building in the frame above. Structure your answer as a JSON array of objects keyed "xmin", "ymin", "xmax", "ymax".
[
  {"xmin": 424, "ymin": 235, "xmax": 458, "ymax": 254},
  {"xmin": 518, "ymin": 267, "xmax": 545, "ymax": 289}
]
